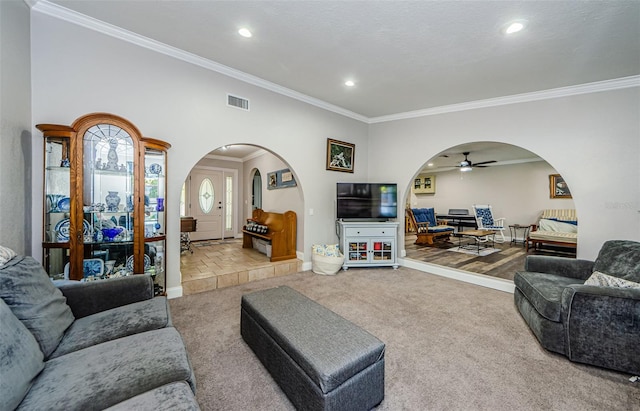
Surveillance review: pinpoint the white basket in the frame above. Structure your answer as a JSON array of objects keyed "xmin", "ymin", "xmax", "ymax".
[{"xmin": 311, "ymin": 252, "xmax": 344, "ymax": 275}]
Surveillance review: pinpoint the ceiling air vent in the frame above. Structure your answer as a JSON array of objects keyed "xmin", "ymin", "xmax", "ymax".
[{"xmin": 227, "ymin": 94, "xmax": 250, "ymax": 111}]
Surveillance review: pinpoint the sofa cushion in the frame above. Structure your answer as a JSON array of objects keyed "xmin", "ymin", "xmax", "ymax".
[
  {"xmin": 514, "ymin": 271, "xmax": 583, "ymax": 322},
  {"xmin": 584, "ymin": 271, "xmax": 640, "ymax": 289},
  {"xmin": 474, "ymin": 206, "xmax": 495, "ymax": 226},
  {"xmin": 0, "ymin": 299, "xmax": 45, "ymax": 411},
  {"xmin": 593, "ymin": 240, "xmax": 640, "ymax": 283},
  {"xmin": 17, "ymin": 327, "xmax": 195, "ymax": 411},
  {"xmin": 105, "ymin": 381, "xmax": 200, "ymax": 411},
  {"xmin": 49, "ymin": 296, "xmax": 172, "ymax": 359},
  {"xmin": 0, "ymin": 255, "xmax": 75, "ymax": 358}
]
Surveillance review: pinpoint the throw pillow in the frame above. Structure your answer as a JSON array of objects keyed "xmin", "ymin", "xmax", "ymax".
[
  {"xmin": 584, "ymin": 271, "xmax": 640, "ymax": 289},
  {"xmin": 0, "ymin": 255, "xmax": 75, "ymax": 358},
  {"xmin": 312, "ymin": 244, "xmax": 342, "ymax": 257},
  {"xmin": 0, "ymin": 298, "xmax": 45, "ymax": 410},
  {"xmin": 0, "ymin": 245, "xmax": 17, "ymax": 267}
]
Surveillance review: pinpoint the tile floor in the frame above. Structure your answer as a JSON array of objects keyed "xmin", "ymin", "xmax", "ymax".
[{"xmin": 180, "ymin": 239, "xmax": 302, "ymax": 295}]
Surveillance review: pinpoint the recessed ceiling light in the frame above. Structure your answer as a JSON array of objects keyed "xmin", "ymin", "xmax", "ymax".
[
  {"xmin": 427, "ymin": 163, "xmax": 434, "ymax": 167},
  {"xmin": 504, "ymin": 20, "xmax": 526, "ymax": 35},
  {"xmin": 345, "ymin": 80, "xmax": 355, "ymax": 87},
  {"xmin": 238, "ymin": 28, "xmax": 252, "ymax": 38}
]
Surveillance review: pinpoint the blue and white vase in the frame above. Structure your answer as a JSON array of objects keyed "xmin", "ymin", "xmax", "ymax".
[{"xmin": 105, "ymin": 191, "xmax": 121, "ymax": 212}]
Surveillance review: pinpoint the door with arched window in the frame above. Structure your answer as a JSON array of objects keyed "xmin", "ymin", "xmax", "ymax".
[{"xmin": 189, "ymin": 170, "xmax": 223, "ymax": 240}]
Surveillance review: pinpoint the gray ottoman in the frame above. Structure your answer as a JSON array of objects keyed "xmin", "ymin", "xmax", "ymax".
[{"xmin": 241, "ymin": 286, "xmax": 385, "ymax": 411}]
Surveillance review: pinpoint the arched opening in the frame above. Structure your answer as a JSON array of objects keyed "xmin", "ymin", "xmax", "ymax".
[
  {"xmin": 252, "ymin": 169, "xmax": 262, "ymax": 210},
  {"xmin": 179, "ymin": 144, "xmax": 303, "ymax": 295},
  {"xmin": 403, "ymin": 142, "xmax": 576, "ymax": 281}
]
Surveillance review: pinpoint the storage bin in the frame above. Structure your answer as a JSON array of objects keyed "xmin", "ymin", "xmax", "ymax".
[
  {"xmin": 252, "ymin": 237, "xmax": 272, "ymax": 258},
  {"xmin": 312, "ymin": 252, "xmax": 344, "ymax": 275}
]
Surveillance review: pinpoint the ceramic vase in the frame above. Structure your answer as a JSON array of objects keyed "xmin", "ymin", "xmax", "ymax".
[
  {"xmin": 156, "ymin": 197, "xmax": 164, "ymax": 211},
  {"xmin": 105, "ymin": 191, "xmax": 121, "ymax": 212},
  {"xmin": 106, "ymin": 138, "xmax": 119, "ymax": 171}
]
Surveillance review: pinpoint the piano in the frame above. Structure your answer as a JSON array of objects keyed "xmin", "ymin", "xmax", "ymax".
[{"xmin": 437, "ymin": 209, "xmax": 477, "ymax": 232}]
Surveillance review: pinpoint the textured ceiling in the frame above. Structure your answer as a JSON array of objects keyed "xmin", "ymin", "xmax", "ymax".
[{"xmin": 48, "ymin": 0, "xmax": 640, "ymax": 118}]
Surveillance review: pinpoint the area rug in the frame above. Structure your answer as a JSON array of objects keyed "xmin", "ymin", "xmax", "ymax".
[{"xmin": 447, "ymin": 246, "xmax": 500, "ymax": 256}]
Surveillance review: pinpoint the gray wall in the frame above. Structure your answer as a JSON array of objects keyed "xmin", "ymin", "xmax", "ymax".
[
  {"xmin": 17, "ymin": 7, "xmax": 640, "ymax": 296},
  {"xmin": 369, "ymin": 89, "xmax": 640, "ymax": 260},
  {"xmin": 30, "ymin": 12, "xmax": 369, "ymax": 294},
  {"xmin": 0, "ymin": 0, "xmax": 31, "ymax": 254}
]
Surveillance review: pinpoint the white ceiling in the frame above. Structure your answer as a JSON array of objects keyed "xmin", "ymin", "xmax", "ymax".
[
  {"xmin": 37, "ymin": 1, "xmax": 639, "ymax": 167},
  {"xmin": 46, "ymin": 0, "xmax": 640, "ymax": 119}
]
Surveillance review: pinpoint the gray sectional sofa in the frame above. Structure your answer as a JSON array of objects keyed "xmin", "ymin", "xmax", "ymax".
[{"xmin": 0, "ymin": 254, "xmax": 200, "ymax": 411}]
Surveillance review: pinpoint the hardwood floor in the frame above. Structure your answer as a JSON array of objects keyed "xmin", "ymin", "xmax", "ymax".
[{"xmin": 403, "ymin": 233, "xmax": 576, "ymax": 281}]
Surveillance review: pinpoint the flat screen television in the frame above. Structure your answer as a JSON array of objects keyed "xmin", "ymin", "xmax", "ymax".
[{"xmin": 336, "ymin": 183, "xmax": 398, "ymax": 220}]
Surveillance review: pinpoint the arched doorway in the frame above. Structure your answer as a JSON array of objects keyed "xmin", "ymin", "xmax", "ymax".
[
  {"xmin": 252, "ymin": 169, "xmax": 262, "ymax": 210},
  {"xmin": 179, "ymin": 144, "xmax": 303, "ymax": 295},
  {"xmin": 404, "ymin": 142, "xmax": 576, "ymax": 281}
]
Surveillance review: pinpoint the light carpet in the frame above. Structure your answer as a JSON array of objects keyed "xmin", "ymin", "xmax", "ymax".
[
  {"xmin": 447, "ymin": 246, "xmax": 501, "ymax": 256},
  {"xmin": 169, "ymin": 267, "xmax": 638, "ymax": 410}
]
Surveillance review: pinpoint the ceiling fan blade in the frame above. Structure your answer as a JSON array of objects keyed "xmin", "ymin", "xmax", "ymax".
[{"xmin": 472, "ymin": 160, "xmax": 497, "ymax": 166}]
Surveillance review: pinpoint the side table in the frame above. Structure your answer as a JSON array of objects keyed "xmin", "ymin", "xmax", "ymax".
[{"xmin": 509, "ymin": 224, "xmax": 531, "ymax": 247}]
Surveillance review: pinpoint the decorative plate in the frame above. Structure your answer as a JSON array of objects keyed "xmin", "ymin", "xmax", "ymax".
[
  {"xmin": 149, "ymin": 163, "xmax": 162, "ymax": 174},
  {"xmin": 57, "ymin": 197, "xmax": 71, "ymax": 212},
  {"xmin": 126, "ymin": 254, "xmax": 151, "ymax": 273},
  {"xmin": 82, "ymin": 258, "xmax": 104, "ymax": 278},
  {"xmin": 55, "ymin": 218, "xmax": 91, "ymax": 242}
]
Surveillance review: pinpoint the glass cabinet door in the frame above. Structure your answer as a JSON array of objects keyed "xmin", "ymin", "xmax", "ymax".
[
  {"xmin": 81, "ymin": 123, "xmax": 136, "ymax": 279},
  {"xmin": 143, "ymin": 146, "xmax": 167, "ymax": 295},
  {"xmin": 39, "ymin": 114, "xmax": 170, "ymax": 293},
  {"xmin": 43, "ymin": 135, "xmax": 72, "ymax": 279}
]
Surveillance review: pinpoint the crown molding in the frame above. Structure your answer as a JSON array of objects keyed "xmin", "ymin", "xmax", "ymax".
[
  {"xmin": 29, "ymin": 0, "xmax": 369, "ymax": 123},
  {"xmin": 30, "ymin": 1, "xmax": 640, "ymax": 126},
  {"xmin": 369, "ymin": 76, "xmax": 640, "ymax": 124}
]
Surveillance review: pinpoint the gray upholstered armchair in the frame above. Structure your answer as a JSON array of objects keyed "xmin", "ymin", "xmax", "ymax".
[{"xmin": 514, "ymin": 240, "xmax": 640, "ymax": 375}]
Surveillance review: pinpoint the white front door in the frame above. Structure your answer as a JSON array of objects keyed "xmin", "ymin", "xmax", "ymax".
[{"xmin": 189, "ymin": 170, "xmax": 223, "ymax": 241}]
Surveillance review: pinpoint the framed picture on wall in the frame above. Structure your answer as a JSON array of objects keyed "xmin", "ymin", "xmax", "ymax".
[
  {"xmin": 549, "ymin": 174, "xmax": 572, "ymax": 199},
  {"xmin": 326, "ymin": 138, "xmax": 355, "ymax": 173},
  {"xmin": 267, "ymin": 168, "xmax": 297, "ymax": 190}
]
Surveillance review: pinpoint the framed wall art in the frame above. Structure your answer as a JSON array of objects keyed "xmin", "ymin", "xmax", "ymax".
[
  {"xmin": 326, "ymin": 138, "xmax": 355, "ymax": 173},
  {"xmin": 267, "ymin": 168, "xmax": 297, "ymax": 190},
  {"xmin": 413, "ymin": 174, "xmax": 436, "ymax": 194},
  {"xmin": 549, "ymin": 174, "xmax": 572, "ymax": 199}
]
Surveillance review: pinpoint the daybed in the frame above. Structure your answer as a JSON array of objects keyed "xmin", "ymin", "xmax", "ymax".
[
  {"xmin": 514, "ymin": 240, "xmax": 640, "ymax": 374},
  {"xmin": 406, "ymin": 208, "xmax": 455, "ymax": 246},
  {"xmin": 527, "ymin": 209, "xmax": 577, "ymax": 252},
  {"xmin": 0, "ymin": 251, "xmax": 199, "ymax": 411}
]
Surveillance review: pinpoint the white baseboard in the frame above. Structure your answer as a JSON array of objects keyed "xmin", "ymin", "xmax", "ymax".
[
  {"xmin": 399, "ymin": 258, "xmax": 515, "ymax": 293},
  {"xmin": 166, "ymin": 286, "xmax": 183, "ymax": 299}
]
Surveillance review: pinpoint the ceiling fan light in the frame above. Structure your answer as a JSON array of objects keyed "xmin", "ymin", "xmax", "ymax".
[{"xmin": 461, "ymin": 166, "xmax": 472, "ymax": 172}]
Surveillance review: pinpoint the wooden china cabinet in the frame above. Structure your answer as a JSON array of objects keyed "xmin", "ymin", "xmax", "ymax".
[{"xmin": 38, "ymin": 113, "xmax": 170, "ymax": 295}]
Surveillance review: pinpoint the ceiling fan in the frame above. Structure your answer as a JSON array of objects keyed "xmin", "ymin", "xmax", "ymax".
[{"xmin": 456, "ymin": 152, "xmax": 496, "ymax": 172}]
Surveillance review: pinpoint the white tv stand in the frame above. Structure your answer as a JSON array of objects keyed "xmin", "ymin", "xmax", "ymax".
[{"xmin": 337, "ymin": 220, "xmax": 399, "ymax": 270}]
